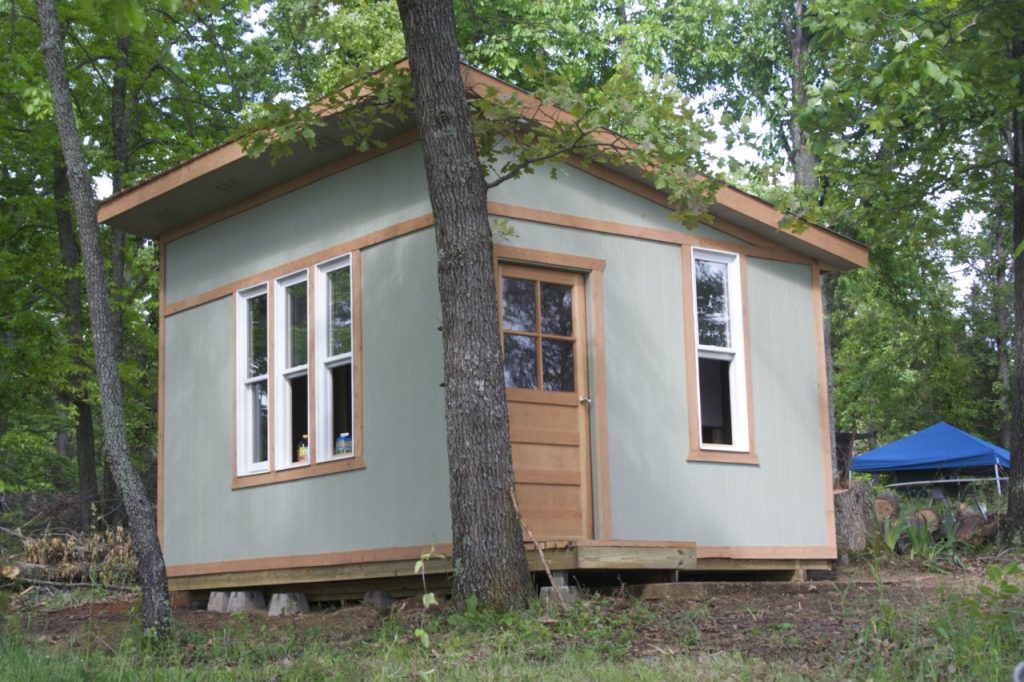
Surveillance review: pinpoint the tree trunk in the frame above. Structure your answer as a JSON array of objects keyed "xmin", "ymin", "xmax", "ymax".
[
  {"xmin": 992, "ymin": 216, "xmax": 1012, "ymax": 449},
  {"xmin": 35, "ymin": 0, "xmax": 170, "ymax": 634},
  {"xmin": 787, "ymin": 2, "xmax": 817, "ymax": 192},
  {"xmin": 395, "ymin": 0, "xmax": 532, "ymax": 609},
  {"xmin": 56, "ymin": 165, "xmax": 99, "ymax": 529},
  {"xmin": 1006, "ymin": 36, "xmax": 1024, "ymax": 539},
  {"xmin": 833, "ymin": 480, "xmax": 874, "ymax": 557}
]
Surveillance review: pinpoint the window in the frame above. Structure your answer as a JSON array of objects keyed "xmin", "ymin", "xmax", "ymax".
[
  {"xmin": 500, "ymin": 274, "xmax": 576, "ymax": 393},
  {"xmin": 274, "ymin": 272, "xmax": 310, "ymax": 470},
  {"xmin": 234, "ymin": 252, "xmax": 361, "ymax": 485},
  {"xmin": 314, "ymin": 256, "xmax": 355, "ymax": 462},
  {"xmin": 691, "ymin": 249, "xmax": 749, "ymax": 452},
  {"xmin": 236, "ymin": 285, "xmax": 270, "ymax": 475}
]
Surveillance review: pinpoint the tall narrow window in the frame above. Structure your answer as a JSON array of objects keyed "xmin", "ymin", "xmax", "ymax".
[
  {"xmin": 274, "ymin": 272, "xmax": 310, "ymax": 469},
  {"xmin": 315, "ymin": 256, "xmax": 354, "ymax": 461},
  {"xmin": 692, "ymin": 249, "xmax": 749, "ymax": 450},
  {"xmin": 237, "ymin": 285, "xmax": 270, "ymax": 475}
]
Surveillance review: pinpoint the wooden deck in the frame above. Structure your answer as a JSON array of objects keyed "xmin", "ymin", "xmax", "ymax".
[{"xmin": 167, "ymin": 540, "xmax": 828, "ymax": 600}]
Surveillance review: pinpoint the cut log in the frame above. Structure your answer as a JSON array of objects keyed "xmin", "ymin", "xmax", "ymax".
[
  {"xmin": 956, "ymin": 516, "xmax": 998, "ymax": 546},
  {"xmin": 875, "ymin": 493, "xmax": 901, "ymax": 524},
  {"xmin": 834, "ymin": 481, "xmax": 875, "ymax": 555},
  {"xmin": 908, "ymin": 508, "xmax": 941, "ymax": 535}
]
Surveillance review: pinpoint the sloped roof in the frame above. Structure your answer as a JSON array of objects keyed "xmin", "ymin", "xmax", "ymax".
[
  {"xmin": 98, "ymin": 62, "xmax": 868, "ymax": 271},
  {"xmin": 851, "ymin": 421, "xmax": 1010, "ymax": 472}
]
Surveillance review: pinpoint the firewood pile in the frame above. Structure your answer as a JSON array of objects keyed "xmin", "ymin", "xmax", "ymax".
[
  {"xmin": 1, "ymin": 526, "xmax": 138, "ymax": 590},
  {"xmin": 873, "ymin": 492, "xmax": 1000, "ymax": 547}
]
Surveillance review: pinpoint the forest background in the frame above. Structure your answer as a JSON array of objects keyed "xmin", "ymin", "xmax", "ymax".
[{"xmin": 0, "ymin": 0, "xmax": 1018, "ymax": 531}]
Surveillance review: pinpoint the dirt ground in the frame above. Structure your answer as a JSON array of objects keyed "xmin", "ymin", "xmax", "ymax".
[{"xmin": 8, "ymin": 559, "xmax": 1003, "ymax": 670}]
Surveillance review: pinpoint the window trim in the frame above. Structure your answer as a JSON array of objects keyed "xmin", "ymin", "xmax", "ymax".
[
  {"xmin": 231, "ymin": 249, "xmax": 365, "ymax": 489},
  {"xmin": 683, "ymin": 246, "xmax": 758, "ymax": 465},
  {"xmin": 273, "ymin": 270, "xmax": 311, "ymax": 472},
  {"xmin": 314, "ymin": 255, "xmax": 357, "ymax": 464},
  {"xmin": 235, "ymin": 283, "xmax": 271, "ymax": 477}
]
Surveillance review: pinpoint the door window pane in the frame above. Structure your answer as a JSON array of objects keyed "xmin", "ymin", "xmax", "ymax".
[
  {"xmin": 247, "ymin": 294, "xmax": 268, "ymax": 377},
  {"xmin": 328, "ymin": 267, "xmax": 351, "ymax": 356},
  {"xmin": 695, "ymin": 259, "xmax": 730, "ymax": 347},
  {"xmin": 542, "ymin": 339, "xmax": 575, "ymax": 392},
  {"xmin": 502, "ymin": 278, "xmax": 536, "ymax": 332},
  {"xmin": 540, "ymin": 283, "xmax": 573, "ymax": 336},
  {"xmin": 286, "ymin": 281, "xmax": 308, "ymax": 368},
  {"xmin": 503, "ymin": 334, "xmax": 537, "ymax": 388}
]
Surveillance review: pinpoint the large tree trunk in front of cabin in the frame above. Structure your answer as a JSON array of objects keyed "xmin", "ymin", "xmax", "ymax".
[
  {"xmin": 1004, "ymin": 36, "xmax": 1024, "ymax": 541},
  {"xmin": 396, "ymin": 0, "xmax": 532, "ymax": 610},
  {"xmin": 56, "ymin": 166, "xmax": 99, "ymax": 529},
  {"xmin": 36, "ymin": 0, "xmax": 170, "ymax": 634}
]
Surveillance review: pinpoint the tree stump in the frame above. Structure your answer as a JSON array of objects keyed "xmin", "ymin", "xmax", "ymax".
[{"xmin": 834, "ymin": 480, "xmax": 875, "ymax": 556}]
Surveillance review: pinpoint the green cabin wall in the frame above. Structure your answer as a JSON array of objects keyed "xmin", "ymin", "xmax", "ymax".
[{"xmin": 160, "ymin": 142, "xmax": 831, "ymax": 568}]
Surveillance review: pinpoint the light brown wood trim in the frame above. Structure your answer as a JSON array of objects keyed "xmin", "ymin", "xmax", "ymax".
[
  {"xmin": 233, "ymin": 457, "xmax": 366, "ymax": 489},
  {"xmin": 714, "ymin": 185, "xmax": 869, "ymax": 270},
  {"xmin": 686, "ymin": 449, "xmax": 760, "ymax": 465},
  {"xmin": 696, "ymin": 545, "xmax": 837, "ymax": 560},
  {"xmin": 739, "ymin": 255, "xmax": 758, "ymax": 454},
  {"xmin": 681, "ymin": 248, "xmax": 701, "ymax": 456},
  {"xmin": 157, "ymin": 243, "xmax": 166, "ymax": 548},
  {"xmin": 812, "ymin": 266, "xmax": 839, "ymax": 554},
  {"xmin": 561, "ymin": 154, "xmax": 865, "ymax": 269},
  {"xmin": 159, "ymin": 130, "xmax": 421, "ymax": 246},
  {"xmin": 591, "ymin": 270, "xmax": 611, "ymax": 540},
  {"xmin": 488, "ymin": 201, "xmax": 813, "ymax": 266},
  {"xmin": 161, "ymin": 213, "xmax": 433, "ymax": 317},
  {"xmin": 166, "ymin": 543, "xmax": 454, "ymax": 578},
  {"xmin": 99, "ymin": 143, "xmax": 249, "ymax": 224},
  {"xmin": 514, "ymin": 468, "xmax": 582, "ymax": 486},
  {"xmin": 681, "ymin": 247, "xmax": 760, "ymax": 465},
  {"xmin": 576, "ymin": 539, "xmax": 696, "ymax": 549},
  {"xmin": 493, "ymin": 244, "xmax": 606, "ymax": 273}
]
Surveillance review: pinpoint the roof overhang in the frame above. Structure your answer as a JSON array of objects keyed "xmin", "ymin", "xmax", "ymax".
[{"xmin": 99, "ymin": 62, "xmax": 868, "ymax": 271}]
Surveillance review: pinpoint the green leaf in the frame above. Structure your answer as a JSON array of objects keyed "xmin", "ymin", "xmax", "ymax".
[
  {"xmin": 924, "ymin": 60, "xmax": 947, "ymax": 85},
  {"xmin": 414, "ymin": 627, "xmax": 430, "ymax": 648}
]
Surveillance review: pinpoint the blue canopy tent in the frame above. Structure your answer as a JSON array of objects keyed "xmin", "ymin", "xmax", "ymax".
[{"xmin": 851, "ymin": 421, "xmax": 1010, "ymax": 493}]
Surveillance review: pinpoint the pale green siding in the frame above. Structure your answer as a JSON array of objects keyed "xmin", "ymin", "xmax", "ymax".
[
  {"xmin": 162, "ymin": 229, "xmax": 450, "ymax": 566},
  {"xmin": 161, "ymin": 142, "xmax": 830, "ymax": 567},
  {"xmin": 489, "ymin": 161, "xmax": 742, "ymax": 246},
  {"xmin": 164, "ymin": 143, "xmax": 432, "ymax": 306},
  {"xmin": 501, "ymin": 224, "xmax": 829, "ymax": 548}
]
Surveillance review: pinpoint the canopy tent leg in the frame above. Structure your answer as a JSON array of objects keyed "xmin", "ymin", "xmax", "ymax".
[{"xmin": 995, "ymin": 464, "xmax": 1002, "ymax": 496}]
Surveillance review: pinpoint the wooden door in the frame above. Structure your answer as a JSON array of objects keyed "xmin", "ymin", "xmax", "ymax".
[{"xmin": 499, "ymin": 263, "xmax": 592, "ymax": 540}]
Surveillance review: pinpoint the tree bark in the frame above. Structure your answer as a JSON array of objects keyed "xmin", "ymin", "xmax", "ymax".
[
  {"xmin": 35, "ymin": 0, "xmax": 170, "ymax": 633},
  {"xmin": 56, "ymin": 165, "xmax": 98, "ymax": 528},
  {"xmin": 787, "ymin": 1, "xmax": 817, "ymax": 192},
  {"xmin": 1006, "ymin": 36, "xmax": 1024, "ymax": 539},
  {"xmin": 395, "ymin": 0, "xmax": 532, "ymax": 609}
]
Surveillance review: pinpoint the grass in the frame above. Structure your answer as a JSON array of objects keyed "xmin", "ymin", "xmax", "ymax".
[{"xmin": 1, "ymin": 565, "xmax": 1023, "ymax": 681}]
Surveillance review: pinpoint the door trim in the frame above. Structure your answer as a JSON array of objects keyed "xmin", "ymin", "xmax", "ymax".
[{"xmin": 494, "ymin": 244, "xmax": 610, "ymax": 540}]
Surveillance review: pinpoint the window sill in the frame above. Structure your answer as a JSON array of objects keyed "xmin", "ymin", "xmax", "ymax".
[
  {"xmin": 232, "ymin": 455, "xmax": 366, "ymax": 489},
  {"xmin": 687, "ymin": 449, "xmax": 759, "ymax": 465}
]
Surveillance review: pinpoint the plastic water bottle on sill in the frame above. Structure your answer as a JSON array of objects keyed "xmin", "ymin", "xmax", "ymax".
[
  {"xmin": 297, "ymin": 435, "xmax": 309, "ymax": 463},
  {"xmin": 336, "ymin": 432, "xmax": 352, "ymax": 456}
]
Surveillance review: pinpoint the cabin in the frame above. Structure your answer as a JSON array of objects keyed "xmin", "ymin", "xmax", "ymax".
[{"xmin": 98, "ymin": 65, "xmax": 868, "ymax": 600}]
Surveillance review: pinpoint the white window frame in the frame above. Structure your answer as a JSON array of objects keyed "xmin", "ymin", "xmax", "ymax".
[
  {"xmin": 691, "ymin": 248, "xmax": 749, "ymax": 452},
  {"xmin": 314, "ymin": 255, "xmax": 355, "ymax": 463},
  {"xmin": 236, "ymin": 283, "xmax": 271, "ymax": 476},
  {"xmin": 273, "ymin": 271, "xmax": 310, "ymax": 471}
]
